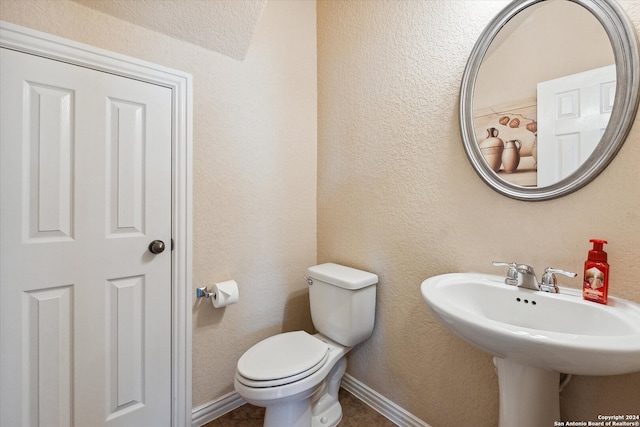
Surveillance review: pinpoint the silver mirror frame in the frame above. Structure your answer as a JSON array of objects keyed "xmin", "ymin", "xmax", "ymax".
[{"xmin": 460, "ymin": 0, "xmax": 640, "ymax": 201}]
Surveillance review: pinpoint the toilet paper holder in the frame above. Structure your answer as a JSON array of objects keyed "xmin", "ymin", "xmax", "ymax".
[
  {"xmin": 197, "ymin": 280, "xmax": 239, "ymax": 308},
  {"xmin": 196, "ymin": 286, "xmax": 215, "ymax": 300}
]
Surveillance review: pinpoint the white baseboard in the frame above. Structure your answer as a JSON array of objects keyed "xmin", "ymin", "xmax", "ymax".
[
  {"xmin": 191, "ymin": 391, "xmax": 246, "ymax": 427},
  {"xmin": 191, "ymin": 374, "xmax": 430, "ymax": 427},
  {"xmin": 340, "ymin": 374, "xmax": 431, "ymax": 427}
]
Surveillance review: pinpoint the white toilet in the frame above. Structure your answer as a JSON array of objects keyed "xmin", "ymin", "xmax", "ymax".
[{"xmin": 234, "ymin": 263, "xmax": 378, "ymax": 427}]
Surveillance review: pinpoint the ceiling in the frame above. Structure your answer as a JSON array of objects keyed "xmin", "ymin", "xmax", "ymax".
[{"xmin": 72, "ymin": 0, "xmax": 268, "ymax": 60}]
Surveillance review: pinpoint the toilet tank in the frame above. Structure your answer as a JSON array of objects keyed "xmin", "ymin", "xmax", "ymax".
[{"xmin": 307, "ymin": 263, "xmax": 378, "ymax": 347}]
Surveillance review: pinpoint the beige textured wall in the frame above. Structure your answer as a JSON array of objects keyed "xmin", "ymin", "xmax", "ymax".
[
  {"xmin": 317, "ymin": 1, "xmax": 640, "ymax": 426},
  {"xmin": 4, "ymin": 0, "xmax": 640, "ymax": 424},
  {"xmin": 70, "ymin": 0, "xmax": 267, "ymax": 60},
  {"xmin": 0, "ymin": 0, "xmax": 317, "ymax": 408}
]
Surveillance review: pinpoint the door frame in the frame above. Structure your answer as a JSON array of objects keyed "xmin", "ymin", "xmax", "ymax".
[{"xmin": 0, "ymin": 21, "xmax": 193, "ymax": 427}]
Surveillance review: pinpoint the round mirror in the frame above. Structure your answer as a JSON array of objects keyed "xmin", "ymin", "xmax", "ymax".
[{"xmin": 460, "ymin": 0, "xmax": 640, "ymax": 201}]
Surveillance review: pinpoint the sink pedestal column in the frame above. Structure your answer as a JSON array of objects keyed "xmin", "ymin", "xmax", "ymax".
[{"xmin": 494, "ymin": 357, "xmax": 560, "ymax": 427}]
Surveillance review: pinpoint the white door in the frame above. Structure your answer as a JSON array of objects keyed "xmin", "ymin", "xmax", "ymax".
[
  {"xmin": 537, "ymin": 64, "xmax": 616, "ymax": 186},
  {"xmin": 1, "ymin": 48, "xmax": 172, "ymax": 427}
]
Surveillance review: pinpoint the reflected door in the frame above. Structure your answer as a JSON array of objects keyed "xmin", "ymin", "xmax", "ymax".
[
  {"xmin": 0, "ymin": 48, "xmax": 172, "ymax": 427},
  {"xmin": 537, "ymin": 65, "xmax": 616, "ymax": 187}
]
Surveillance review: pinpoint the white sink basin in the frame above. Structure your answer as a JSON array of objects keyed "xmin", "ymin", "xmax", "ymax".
[
  {"xmin": 421, "ymin": 272, "xmax": 640, "ymax": 375},
  {"xmin": 421, "ymin": 272, "xmax": 640, "ymax": 427}
]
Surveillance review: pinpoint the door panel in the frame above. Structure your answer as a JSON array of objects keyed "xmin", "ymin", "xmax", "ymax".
[
  {"xmin": 26, "ymin": 82, "xmax": 75, "ymax": 241},
  {"xmin": 1, "ymin": 48, "xmax": 172, "ymax": 427}
]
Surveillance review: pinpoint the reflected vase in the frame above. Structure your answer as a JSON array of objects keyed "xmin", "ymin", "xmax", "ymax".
[
  {"xmin": 479, "ymin": 127, "xmax": 504, "ymax": 172},
  {"xmin": 502, "ymin": 139, "xmax": 522, "ymax": 173}
]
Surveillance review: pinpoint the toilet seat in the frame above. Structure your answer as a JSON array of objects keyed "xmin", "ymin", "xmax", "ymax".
[{"xmin": 236, "ymin": 331, "xmax": 330, "ymax": 388}]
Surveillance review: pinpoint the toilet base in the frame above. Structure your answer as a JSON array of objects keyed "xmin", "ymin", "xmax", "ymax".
[
  {"xmin": 264, "ymin": 398, "xmax": 313, "ymax": 427},
  {"xmin": 258, "ymin": 356, "xmax": 347, "ymax": 427},
  {"xmin": 312, "ymin": 399, "xmax": 342, "ymax": 427},
  {"xmin": 311, "ymin": 357, "xmax": 346, "ymax": 427}
]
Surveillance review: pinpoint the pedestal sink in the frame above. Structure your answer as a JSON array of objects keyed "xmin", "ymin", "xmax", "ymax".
[{"xmin": 420, "ymin": 273, "xmax": 640, "ymax": 427}]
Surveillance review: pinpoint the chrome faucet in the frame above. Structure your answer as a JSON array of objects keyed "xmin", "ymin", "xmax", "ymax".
[{"xmin": 493, "ymin": 262, "xmax": 576, "ymax": 293}]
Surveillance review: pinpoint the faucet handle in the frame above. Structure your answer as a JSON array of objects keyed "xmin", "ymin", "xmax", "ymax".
[
  {"xmin": 540, "ymin": 267, "xmax": 577, "ymax": 293},
  {"xmin": 493, "ymin": 261, "xmax": 516, "ymax": 268},
  {"xmin": 492, "ymin": 261, "xmax": 518, "ymax": 285},
  {"xmin": 541, "ymin": 267, "xmax": 577, "ymax": 283}
]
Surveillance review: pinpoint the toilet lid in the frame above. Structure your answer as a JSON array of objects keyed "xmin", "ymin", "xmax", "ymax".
[{"xmin": 237, "ymin": 331, "xmax": 329, "ymax": 383}]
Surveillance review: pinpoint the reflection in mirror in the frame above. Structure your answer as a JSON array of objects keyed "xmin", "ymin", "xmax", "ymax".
[
  {"xmin": 474, "ymin": 0, "xmax": 613, "ymax": 187},
  {"xmin": 460, "ymin": 0, "xmax": 640, "ymax": 200}
]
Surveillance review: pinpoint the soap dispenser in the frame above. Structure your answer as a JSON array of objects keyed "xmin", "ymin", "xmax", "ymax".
[{"xmin": 583, "ymin": 239, "xmax": 609, "ymax": 304}]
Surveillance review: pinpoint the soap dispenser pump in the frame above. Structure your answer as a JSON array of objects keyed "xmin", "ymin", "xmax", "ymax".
[{"xmin": 583, "ymin": 239, "xmax": 609, "ymax": 304}]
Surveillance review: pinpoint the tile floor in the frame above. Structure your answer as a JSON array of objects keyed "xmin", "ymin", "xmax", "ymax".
[{"xmin": 203, "ymin": 388, "xmax": 397, "ymax": 427}]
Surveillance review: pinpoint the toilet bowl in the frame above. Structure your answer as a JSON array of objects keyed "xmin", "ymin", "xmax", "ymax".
[
  {"xmin": 234, "ymin": 263, "xmax": 378, "ymax": 427},
  {"xmin": 234, "ymin": 331, "xmax": 349, "ymax": 427}
]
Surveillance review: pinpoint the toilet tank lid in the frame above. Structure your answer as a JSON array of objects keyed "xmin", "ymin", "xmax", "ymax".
[{"xmin": 307, "ymin": 263, "xmax": 378, "ymax": 290}]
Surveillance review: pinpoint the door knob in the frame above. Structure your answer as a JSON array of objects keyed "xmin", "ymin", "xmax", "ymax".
[{"xmin": 148, "ymin": 240, "xmax": 166, "ymax": 254}]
